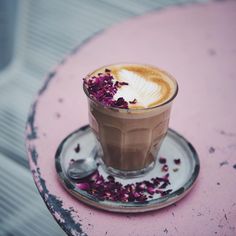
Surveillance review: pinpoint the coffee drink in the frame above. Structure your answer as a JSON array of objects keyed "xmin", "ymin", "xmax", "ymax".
[{"xmin": 83, "ymin": 64, "xmax": 178, "ymax": 177}]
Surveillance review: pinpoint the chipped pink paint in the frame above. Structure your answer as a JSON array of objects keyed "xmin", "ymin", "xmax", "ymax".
[{"xmin": 26, "ymin": 1, "xmax": 236, "ymax": 235}]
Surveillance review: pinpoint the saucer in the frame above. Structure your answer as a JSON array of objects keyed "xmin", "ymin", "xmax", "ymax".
[{"xmin": 55, "ymin": 125, "xmax": 199, "ymax": 213}]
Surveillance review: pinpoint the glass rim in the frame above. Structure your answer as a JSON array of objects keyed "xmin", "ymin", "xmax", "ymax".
[{"xmin": 83, "ymin": 63, "xmax": 179, "ymax": 112}]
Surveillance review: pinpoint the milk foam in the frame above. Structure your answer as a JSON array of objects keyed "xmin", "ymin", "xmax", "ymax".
[{"xmin": 113, "ymin": 69, "xmax": 162, "ymax": 108}]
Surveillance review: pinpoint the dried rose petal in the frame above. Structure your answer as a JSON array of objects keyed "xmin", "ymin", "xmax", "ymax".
[
  {"xmin": 155, "ymin": 189, "xmax": 164, "ymax": 194},
  {"xmin": 105, "ymin": 68, "xmax": 111, "ymax": 73},
  {"xmin": 150, "ymin": 177, "xmax": 159, "ymax": 185},
  {"xmin": 88, "ymin": 170, "xmax": 99, "ymax": 182},
  {"xmin": 162, "ymin": 164, "xmax": 169, "ymax": 172},
  {"xmin": 119, "ymin": 82, "xmax": 129, "ymax": 86},
  {"xmin": 76, "ymin": 183, "xmax": 90, "ymax": 191},
  {"xmin": 107, "ymin": 175, "xmax": 115, "ymax": 182},
  {"xmin": 129, "ymin": 98, "xmax": 137, "ymax": 104},
  {"xmin": 163, "ymin": 173, "xmax": 170, "ymax": 179},
  {"xmin": 133, "ymin": 192, "xmax": 141, "ymax": 198},
  {"xmin": 136, "ymin": 194, "xmax": 148, "ymax": 202},
  {"xmin": 83, "ymin": 69, "xmax": 130, "ymax": 109},
  {"xmin": 125, "ymin": 184, "xmax": 135, "ymax": 193},
  {"xmin": 155, "ymin": 174, "xmax": 170, "ymax": 184},
  {"xmin": 174, "ymin": 159, "xmax": 181, "ymax": 165},
  {"xmin": 161, "ymin": 189, "xmax": 173, "ymax": 196},
  {"xmin": 75, "ymin": 167, "xmax": 172, "ymax": 202},
  {"xmin": 136, "ymin": 183, "xmax": 146, "ymax": 191},
  {"xmin": 112, "ymin": 97, "xmax": 128, "ymax": 109},
  {"xmin": 120, "ymin": 193, "xmax": 129, "ymax": 202},
  {"xmin": 159, "ymin": 182, "xmax": 168, "ymax": 189},
  {"xmin": 159, "ymin": 157, "xmax": 167, "ymax": 164},
  {"xmin": 74, "ymin": 144, "xmax": 80, "ymax": 153},
  {"xmin": 144, "ymin": 181, "xmax": 155, "ymax": 188},
  {"xmin": 147, "ymin": 187, "xmax": 155, "ymax": 195}
]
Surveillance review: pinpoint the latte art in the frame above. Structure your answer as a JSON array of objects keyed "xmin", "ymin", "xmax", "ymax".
[
  {"xmin": 84, "ymin": 64, "xmax": 177, "ymax": 109},
  {"xmin": 114, "ymin": 69, "xmax": 162, "ymax": 108}
]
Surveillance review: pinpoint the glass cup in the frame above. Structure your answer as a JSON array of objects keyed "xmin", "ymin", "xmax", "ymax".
[{"xmin": 83, "ymin": 64, "xmax": 178, "ymax": 178}]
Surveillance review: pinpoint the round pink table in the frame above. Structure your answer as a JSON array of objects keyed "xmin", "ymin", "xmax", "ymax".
[{"xmin": 26, "ymin": 1, "xmax": 236, "ymax": 235}]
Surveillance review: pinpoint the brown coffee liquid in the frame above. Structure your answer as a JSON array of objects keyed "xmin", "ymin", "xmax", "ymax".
[{"xmin": 89, "ymin": 105, "xmax": 171, "ymax": 171}]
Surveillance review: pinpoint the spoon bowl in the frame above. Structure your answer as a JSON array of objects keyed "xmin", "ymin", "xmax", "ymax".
[{"xmin": 67, "ymin": 147, "xmax": 98, "ymax": 180}]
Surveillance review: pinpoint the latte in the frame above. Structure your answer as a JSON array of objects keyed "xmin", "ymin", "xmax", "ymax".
[
  {"xmin": 83, "ymin": 64, "xmax": 178, "ymax": 176},
  {"xmin": 85, "ymin": 64, "xmax": 176, "ymax": 109}
]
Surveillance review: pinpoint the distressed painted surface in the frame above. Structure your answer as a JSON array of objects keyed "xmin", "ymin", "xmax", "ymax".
[{"xmin": 26, "ymin": 1, "xmax": 236, "ymax": 235}]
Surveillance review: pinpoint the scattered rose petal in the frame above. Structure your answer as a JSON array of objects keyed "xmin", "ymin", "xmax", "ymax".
[
  {"xmin": 119, "ymin": 82, "xmax": 129, "ymax": 86},
  {"xmin": 107, "ymin": 175, "xmax": 115, "ymax": 182},
  {"xmin": 76, "ymin": 183, "xmax": 90, "ymax": 191},
  {"xmin": 55, "ymin": 112, "xmax": 61, "ymax": 118},
  {"xmin": 136, "ymin": 194, "xmax": 148, "ymax": 202},
  {"xmin": 113, "ymin": 97, "xmax": 128, "ymax": 109},
  {"xmin": 161, "ymin": 189, "xmax": 173, "ymax": 196},
  {"xmin": 89, "ymin": 170, "xmax": 100, "ymax": 182},
  {"xmin": 219, "ymin": 161, "xmax": 228, "ymax": 167},
  {"xmin": 58, "ymin": 98, "xmax": 64, "ymax": 103},
  {"xmin": 105, "ymin": 68, "xmax": 111, "ymax": 73},
  {"xmin": 174, "ymin": 159, "xmax": 181, "ymax": 165},
  {"xmin": 129, "ymin": 98, "xmax": 137, "ymax": 104},
  {"xmin": 155, "ymin": 189, "xmax": 164, "ymax": 194},
  {"xmin": 159, "ymin": 182, "xmax": 168, "ymax": 189},
  {"xmin": 74, "ymin": 144, "xmax": 80, "ymax": 153},
  {"xmin": 164, "ymin": 228, "xmax": 168, "ymax": 234},
  {"xmin": 133, "ymin": 192, "xmax": 141, "ymax": 198},
  {"xmin": 75, "ymin": 169, "xmax": 172, "ymax": 202},
  {"xmin": 209, "ymin": 147, "xmax": 215, "ymax": 153},
  {"xmin": 147, "ymin": 187, "xmax": 155, "ymax": 195},
  {"xmin": 159, "ymin": 157, "xmax": 167, "ymax": 164},
  {"xmin": 162, "ymin": 164, "xmax": 169, "ymax": 172}
]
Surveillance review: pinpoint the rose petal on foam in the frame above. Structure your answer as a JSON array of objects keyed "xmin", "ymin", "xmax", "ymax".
[
  {"xmin": 105, "ymin": 68, "xmax": 111, "ymax": 73},
  {"xmin": 118, "ymin": 82, "xmax": 129, "ymax": 86},
  {"xmin": 129, "ymin": 98, "xmax": 137, "ymax": 104},
  {"xmin": 112, "ymin": 97, "xmax": 128, "ymax": 109},
  {"xmin": 83, "ymin": 70, "xmax": 129, "ymax": 109}
]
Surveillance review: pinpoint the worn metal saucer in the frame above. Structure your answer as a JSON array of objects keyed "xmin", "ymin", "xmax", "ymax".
[{"xmin": 55, "ymin": 125, "xmax": 200, "ymax": 213}]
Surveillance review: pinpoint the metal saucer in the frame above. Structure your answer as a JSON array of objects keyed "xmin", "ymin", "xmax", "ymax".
[{"xmin": 55, "ymin": 125, "xmax": 200, "ymax": 213}]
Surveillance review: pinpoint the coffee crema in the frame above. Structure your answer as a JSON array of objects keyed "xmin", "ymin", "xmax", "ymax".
[{"xmin": 84, "ymin": 64, "xmax": 177, "ymax": 109}]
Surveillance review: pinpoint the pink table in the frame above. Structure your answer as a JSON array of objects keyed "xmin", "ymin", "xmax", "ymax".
[{"xmin": 26, "ymin": 1, "xmax": 236, "ymax": 235}]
